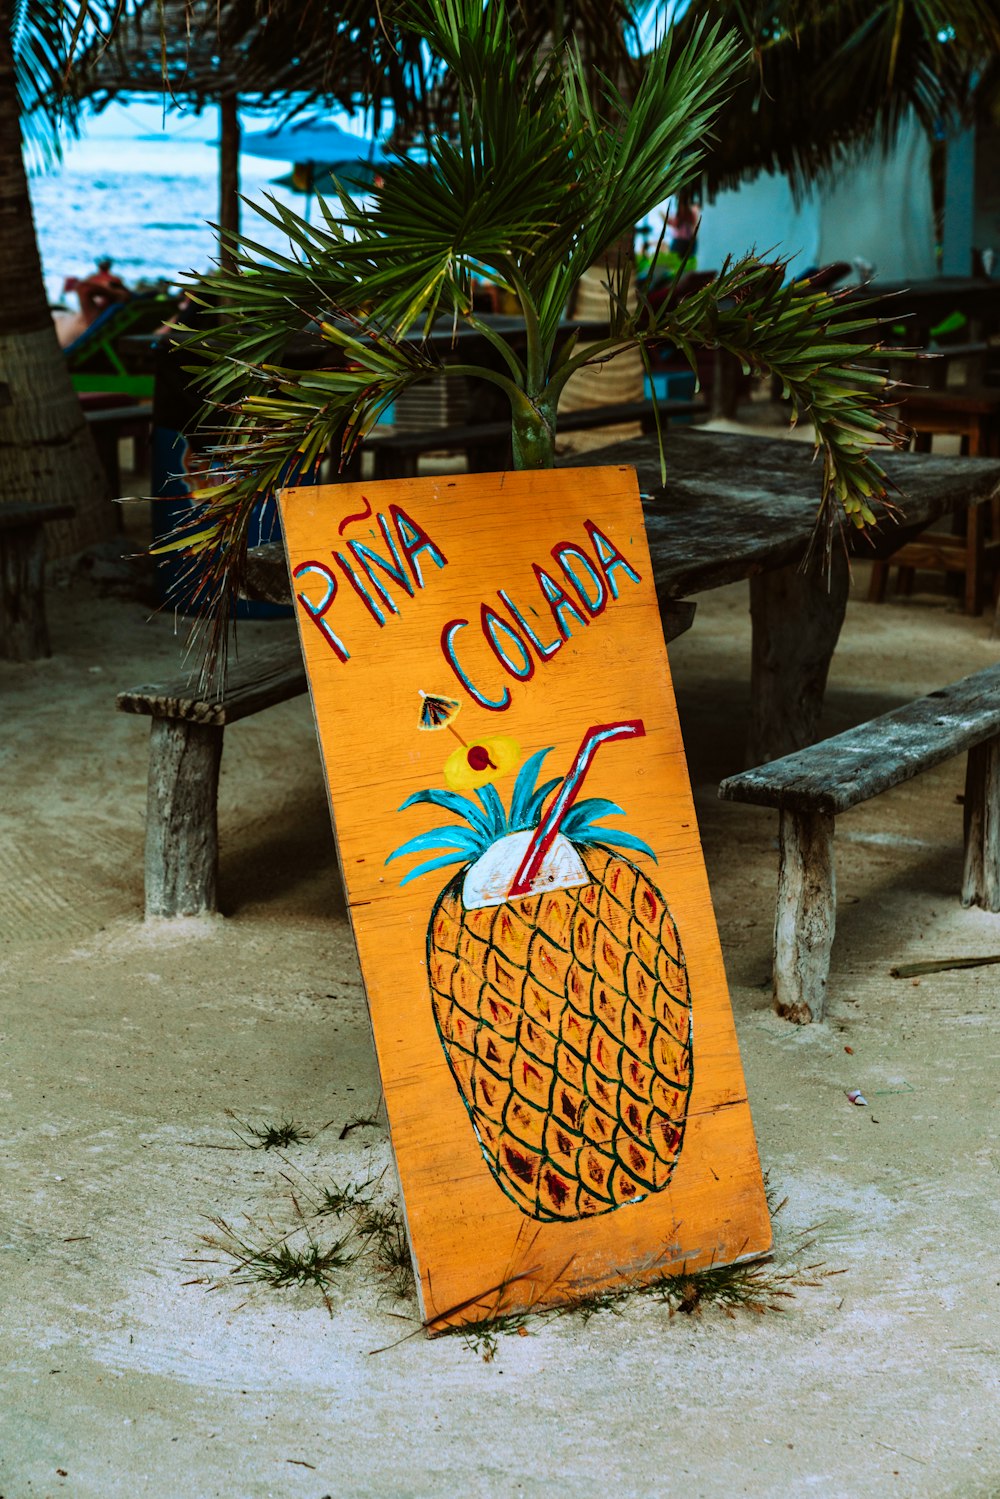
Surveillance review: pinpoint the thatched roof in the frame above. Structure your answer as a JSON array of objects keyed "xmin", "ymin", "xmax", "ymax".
[
  {"xmin": 72, "ymin": 0, "xmax": 421, "ymax": 119},
  {"xmin": 670, "ymin": 1, "xmax": 1000, "ymax": 197}
]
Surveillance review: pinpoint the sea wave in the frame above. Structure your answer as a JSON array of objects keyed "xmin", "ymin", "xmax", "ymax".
[{"xmin": 29, "ymin": 154, "xmax": 302, "ymax": 303}]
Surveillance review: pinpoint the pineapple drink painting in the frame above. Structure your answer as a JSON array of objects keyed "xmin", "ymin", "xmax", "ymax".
[
  {"xmin": 389, "ymin": 717, "xmax": 694, "ymax": 1222},
  {"xmin": 278, "ymin": 466, "xmax": 770, "ymax": 1334}
]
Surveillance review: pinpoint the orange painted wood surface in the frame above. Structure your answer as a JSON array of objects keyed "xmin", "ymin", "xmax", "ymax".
[{"xmin": 278, "ymin": 466, "xmax": 770, "ymax": 1332}]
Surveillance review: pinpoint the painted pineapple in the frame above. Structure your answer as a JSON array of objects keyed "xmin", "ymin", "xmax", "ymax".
[{"xmin": 387, "ymin": 726, "xmax": 693, "ymax": 1222}]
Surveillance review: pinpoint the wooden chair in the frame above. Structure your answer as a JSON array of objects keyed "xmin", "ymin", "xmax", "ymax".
[{"xmin": 868, "ymin": 387, "xmax": 1000, "ymax": 615}]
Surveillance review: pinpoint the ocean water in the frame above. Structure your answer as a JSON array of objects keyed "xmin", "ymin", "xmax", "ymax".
[{"xmin": 27, "ymin": 106, "xmax": 347, "ymax": 305}]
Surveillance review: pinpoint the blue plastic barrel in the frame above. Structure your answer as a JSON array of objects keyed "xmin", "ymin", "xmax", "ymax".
[{"xmin": 149, "ymin": 426, "xmax": 299, "ymax": 619}]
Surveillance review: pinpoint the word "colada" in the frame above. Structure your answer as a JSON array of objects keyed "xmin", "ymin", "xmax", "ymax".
[{"xmin": 292, "ymin": 501, "xmax": 640, "ymax": 711}]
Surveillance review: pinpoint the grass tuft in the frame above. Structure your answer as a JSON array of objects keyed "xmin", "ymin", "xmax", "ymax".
[
  {"xmin": 357, "ymin": 1202, "xmax": 415, "ymax": 1300},
  {"xmin": 225, "ymin": 1109, "xmax": 311, "ymax": 1151},
  {"xmin": 198, "ymin": 1208, "xmax": 358, "ymax": 1315},
  {"xmin": 194, "ymin": 1139, "xmax": 824, "ymax": 1351},
  {"xmin": 338, "ymin": 1114, "xmax": 383, "ymax": 1140},
  {"xmin": 437, "ymin": 1176, "xmax": 842, "ymax": 1358},
  {"xmin": 193, "ymin": 1158, "xmax": 416, "ymax": 1316}
]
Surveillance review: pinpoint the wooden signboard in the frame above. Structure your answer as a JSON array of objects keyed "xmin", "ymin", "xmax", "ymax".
[{"xmin": 278, "ymin": 466, "xmax": 770, "ymax": 1333}]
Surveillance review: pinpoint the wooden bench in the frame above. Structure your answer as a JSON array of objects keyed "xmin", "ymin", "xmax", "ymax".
[
  {"xmin": 117, "ymin": 635, "xmax": 307, "ymax": 918},
  {"xmin": 1, "ymin": 502, "xmax": 76, "ymax": 660},
  {"xmin": 348, "ymin": 397, "xmax": 705, "ymax": 480},
  {"xmin": 901, "ymin": 386, "xmax": 1000, "ymax": 458},
  {"xmin": 718, "ymin": 664, "xmax": 1000, "ymax": 1024}
]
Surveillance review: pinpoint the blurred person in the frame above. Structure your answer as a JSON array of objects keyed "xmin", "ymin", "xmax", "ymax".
[
  {"xmin": 52, "ymin": 260, "xmax": 131, "ymax": 348},
  {"xmin": 666, "ymin": 193, "xmax": 701, "ymax": 258}
]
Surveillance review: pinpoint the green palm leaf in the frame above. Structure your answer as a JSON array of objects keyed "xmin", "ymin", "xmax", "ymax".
[
  {"xmin": 673, "ymin": 0, "xmax": 1000, "ymax": 192},
  {"xmin": 154, "ymin": 0, "xmax": 926, "ymax": 682}
]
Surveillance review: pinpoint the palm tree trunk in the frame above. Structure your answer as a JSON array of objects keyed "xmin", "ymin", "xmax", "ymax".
[{"xmin": 0, "ymin": 15, "xmax": 112, "ymax": 558}]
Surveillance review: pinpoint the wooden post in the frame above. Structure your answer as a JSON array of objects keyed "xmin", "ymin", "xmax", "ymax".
[
  {"xmin": 773, "ymin": 808, "xmax": 836, "ymax": 1024},
  {"xmin": 0, "ymin": 517, "xmax": 49, "ymax": 659},
  {"xmin": 218, "ymin": 94, "xmax": 241, "ymax": 275},
  {"xmin": 711, "ymin": 350, "xmax": 742, "ymax": 419},
  {"xmin": 962, "ymin": 738, "xmax": 1000, "ymax": 911},
  {"xmin": 747, "ymin": 549, "xmax": 850, "ymax": 765},
  {"xmin": 144, "ymin": 719, "xmax": 223, "ymax": 918},
  {"xmin": 963, "ymin": 497, "xmax": 986, "ymax": 616}
]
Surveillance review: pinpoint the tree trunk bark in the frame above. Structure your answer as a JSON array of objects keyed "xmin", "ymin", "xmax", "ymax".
[{"xmin": 0, "ymin": 11, "xmax": 112, "ymax": 558}]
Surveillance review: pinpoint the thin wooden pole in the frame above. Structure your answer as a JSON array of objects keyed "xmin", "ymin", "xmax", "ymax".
[{"xmin": 218, "ymin": 94, "xmax": 241, "ymax": 273}]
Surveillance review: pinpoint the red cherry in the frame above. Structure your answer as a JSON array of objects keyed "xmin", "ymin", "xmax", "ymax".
[{"xmin": 467, "ymin": 744, "xmax": 491, "ymax": 771}]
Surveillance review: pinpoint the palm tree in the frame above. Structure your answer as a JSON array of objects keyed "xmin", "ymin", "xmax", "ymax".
[
  {"xmin": 0, "ymin": 0, "xmax": 638, "ymax": 557},
  {"xmin": 169, "ymin": 0, "xmax": 903, "ymax": 673},
  {"xmin": 0, "ymin": 0, "xmax": 122, "ymax": 554}
]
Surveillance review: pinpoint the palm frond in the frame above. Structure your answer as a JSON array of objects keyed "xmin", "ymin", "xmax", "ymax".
[
  {"xmin": 641, "ymin": 255, "xmax": 903, "ymax": 541},
  {"xmin": 159, "ymin": 0, "xmax": 913, "ymax": 684},
  {"xmin": 14, "ymin": 0, "xmax": 129, "ymax": 164},
  {"xmin": 397, "ymin": 787, "xmax": 494, "ymax": 841},
  {"xmin": 397, "ymin": 851, "xmax": 473, "ymax": 887},
  {"xmin": 473, "ymin": 782, "xmax": 509, "ymax": 839}
]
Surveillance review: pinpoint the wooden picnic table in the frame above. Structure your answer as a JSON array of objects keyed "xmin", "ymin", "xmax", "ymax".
[
  {"xmin": 565, "ymin": 429, "xmax": 1000, "ymax": 762},
  {"xmin": 844, "ymin": 276, "xmax": 1000, "ymax": 343},
  {"xmin": 243, "ymin": 428, "xmax": 1000, "ymax": 765}
]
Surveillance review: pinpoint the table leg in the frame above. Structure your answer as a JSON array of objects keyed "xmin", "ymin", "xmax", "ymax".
[
  {"xmin": 747, "ymin": 549, "xmax": 850, "ymax": 765},
  {"xmin": 711, "ymin": 351, "xmax": 743, "ymax": 419},
  {"xmin": 0, "ymin": 521, "xmax": 50, "ymax": 661},
  {"xmin": 962, "ymin": 738, "xmax": 1000, "ymax": 912}
]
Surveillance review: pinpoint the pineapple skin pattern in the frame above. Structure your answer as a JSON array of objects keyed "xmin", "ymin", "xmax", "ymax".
[
  {"xmin": 427, "ymin": 844, "xmax": 693, "ymax": 1222},
  {"xmin": 389, "ymin": 741, "xmax": 695, "ymax": 1223}
]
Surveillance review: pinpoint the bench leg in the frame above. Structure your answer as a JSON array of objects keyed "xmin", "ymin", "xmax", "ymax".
[
  {"xmin": 868, "ymin": 560, "xmax": 890, "ymax": 603},
  {"xmin": 466, "ymin": 436, "xmax": 511, "ymax": 472},
  {"xmin": 0, "ymin": 522, "xmax": 51, "ymax": 661},
  {"xmin": 962, "ymin": 738, "xmax": 1000, "ymax": 911},
  {"xmin": 144, "ymin": 718, "xmax": 223, "ymax": 918},
  {"xmin": 773, "ymin": 808, "xmax": 836, "ymax": 1024},
  {"xmin": 747, "ymin": 551, "xmax": 850, "ymax": 765},
  {"xmin": 373, "ymin": 450, "xmax": 418, "ymax": 481}
]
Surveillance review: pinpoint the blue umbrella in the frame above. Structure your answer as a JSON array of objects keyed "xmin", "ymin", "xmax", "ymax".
[{"xmin": 240, "ymin": 120, "xmax": 392, "ymax": 194}]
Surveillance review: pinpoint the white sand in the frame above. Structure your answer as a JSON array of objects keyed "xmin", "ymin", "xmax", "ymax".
[{"xmin": 1, "ymin": 539, "xmax": 998, "ymax": 1498}]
